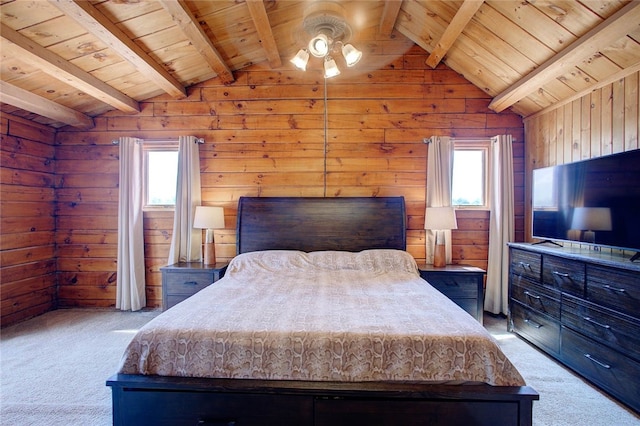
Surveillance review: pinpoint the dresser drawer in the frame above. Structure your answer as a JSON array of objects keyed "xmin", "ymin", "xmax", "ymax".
[
  {"xmin": 562, "ymin": 294, "xmax": 640, "ymax": 362},
  {"xmin": 542, "ymin": 255, "xmax": 585, "ymax": 296},
  {"xmin": 510, "ymin": 249, "xmax": 541, "ymax": 283},
  {"xmin": 586, "ymin": 264, "xmax": 640, "ymax": 318},
  {"xmin": 510, "ymin": 301, "xmax": 560, "ymax": 355},
  {"xmin": 510, "ymin": 282, "xmax": 560, "ymax": 319},
  {"xmin": 424, "ymin": 274, "xmax": 478, "ymax": 299},
  {"xmin": 561, "ymin": 327, "xmax": 640, "ymax": 413},
  {"xmin": 164, "ymin": 271, "xmax": 213, "ymax": 295}
]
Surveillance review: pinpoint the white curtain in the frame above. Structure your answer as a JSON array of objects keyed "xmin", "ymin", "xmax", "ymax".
[
  {"xmin": 167, "ymin": 136, "xmax": 202, "ymax": 264},
  {"xmin": 425, "ymin": 136, "xmax": 454, "ymax": 264},
  {"xmin": 485, "ymin": 134, "xmax": 515, "ymax": 315},
  {"xmin": 116, "ymin": 137, "xmax": 146, "ymax": 311}
]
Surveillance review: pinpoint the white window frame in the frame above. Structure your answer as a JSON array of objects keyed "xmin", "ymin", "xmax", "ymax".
[
  {"xmin": 142, "ymin": 141, "xmax": 179, "ymax": 211},
  {"xmin": 451, "ymin": 140, "xmax": 491, "ymax": 210}
]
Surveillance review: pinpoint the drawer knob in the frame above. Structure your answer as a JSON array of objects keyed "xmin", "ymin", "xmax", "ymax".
[
  {"xmin": 603, "ymin": 284, "xmax": 626, "ymax": 293},
  {"xmin": 584, "ymin": 353, "xmax": 611, "ymax": 369},
  {"xmin": 583, "ymin": 316, "xmax": 611, "ymax": 330}
]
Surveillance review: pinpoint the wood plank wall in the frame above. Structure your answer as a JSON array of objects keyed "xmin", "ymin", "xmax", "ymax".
[
  {"xmin": 2, "ymin": 46, "xmax": 525, "ymax": 323},
  {"xmin": 523, "ymin": 70, "xmax": 640, "ymax": 247},
  {"xmin": 1, "ymin": 114, "xmax": 57, "ymax": 325}
]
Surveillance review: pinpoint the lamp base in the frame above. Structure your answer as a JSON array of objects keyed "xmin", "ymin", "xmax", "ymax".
[
  {"xmin": 203, "ymin": 242, "xmax": 216, "ymax": 265},
  {"xmin": 433, "ymin": 243, "xmax": 446, "ymax": 268}
]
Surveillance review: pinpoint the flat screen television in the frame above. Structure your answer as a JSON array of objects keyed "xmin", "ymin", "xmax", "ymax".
[{"xmin": 532, "ymin": 149, "xmax": 640, "ymax": 261}]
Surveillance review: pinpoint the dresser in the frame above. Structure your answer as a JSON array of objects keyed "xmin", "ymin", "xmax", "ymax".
[
  {"xmin": 161, "ymin": 262, "xmax": 228, "ymax": 310},
  {"xmin": 508, "ymin": 243, "xmax": 640, "ymax": 412},
  {"xmin": 418, "ymin": 264, "xmax": 485, "ymax": 323}
]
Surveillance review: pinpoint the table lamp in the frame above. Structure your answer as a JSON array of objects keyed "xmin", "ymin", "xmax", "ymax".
[
  {"xmin": 571, "ymin": 207, "xmax": 612, "ymax": 244},
  {"xmin": 193, "ymin": 206, "xmax": 225, "ymax": 264},
  {"xmin": 424, "ymin": 206, "xmax": 458, "ymax": 267}
]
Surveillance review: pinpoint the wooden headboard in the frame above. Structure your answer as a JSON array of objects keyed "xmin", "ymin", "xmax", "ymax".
[{"xmin": 236, "ymin": 197, "xmax": 406, "ymax": 254}]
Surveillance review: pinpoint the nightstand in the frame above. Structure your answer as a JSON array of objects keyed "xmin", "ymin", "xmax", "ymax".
[
  {"xmin": 418, "ymin": 264, "xmax": 485, "ymax": 323},
  {"xmin": 161, "ymin": 262, "xmax": 228, "ymax": 310}
]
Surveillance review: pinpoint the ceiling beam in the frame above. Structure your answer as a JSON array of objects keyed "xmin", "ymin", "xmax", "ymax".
[
  {"xmin": 246, "ymin": 0, "xmax": 282, "ymax": 69},
  {"xmin": 425, "ymin": 0, "xmax": 484, "ymax": 68},
  {"xmin": 159, "ymin": 0, "xmax": 235, "ymax": 84},
  {"xmin": 1, "ymin": 23, "xmax": 140, "ymax": 114},
  {"xmin": 379, "ymin": 0, "xmax": 403, "ymax": 37},
  {"xmin": 489, "ymin": 0, "xmax": 640, "ymax": 113},
  {"xmin": 0, "ymin": 81, "xmax": 94, "ymax": 129},
  {"xmin": 49, "ymin": 0, "xmax": 187, "ymax": 98}
]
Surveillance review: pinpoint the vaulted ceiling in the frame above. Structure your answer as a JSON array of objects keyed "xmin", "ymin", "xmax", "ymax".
[{"xmin": 1, "ymin": 0, "xmax": 639, "ymax": 130}]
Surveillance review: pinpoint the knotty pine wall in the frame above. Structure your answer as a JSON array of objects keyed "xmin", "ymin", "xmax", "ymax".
[
  {"xmin": 2, "ymin": 46, "xmax": 525, "ymax": 324},
  {"xmin": 1, "ymin": 115, "xmax": 57, "ymax": 325},
  {"xmin": 524, "ymin": 70, "xmax": 640, "ymax": 247}
]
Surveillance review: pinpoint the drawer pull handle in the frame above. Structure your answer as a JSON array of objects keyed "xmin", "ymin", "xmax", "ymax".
[
  {"xmin": 603, "ymin": 284, "xmax": 626, "ymax": 293},
  {"xmin": 584, "ymin": 353, "xmax": 611, "ymax": 369},
  {"xmin": 519, "ymin": 262, "xmax": 531, "ymax": 270},
  {"xmin": 524, "ymin": 318, "xmax": 542, "ymax": 328},
  {"xmin": 552, "ymin": 271, "xmax": 570, "ymax": 278},
  {"xmin": 583, "ymin": 316, "xmax": 611, "ymax": 330},
  {"xmin": 184, "ymin": 281, "xmax": 199, "ymax": 286},
  {"xmin": 524, "ymin": 291, "xmax": 541, "ymax": 300}
]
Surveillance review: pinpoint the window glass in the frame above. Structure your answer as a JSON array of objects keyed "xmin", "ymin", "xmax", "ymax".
[
  {"xmin": 144, "ymin": 144, "xmax": 178, "ymax": 209},
  {"xmin": 451, "ymin": 144, "xmax": 488, "ymax": 208}
]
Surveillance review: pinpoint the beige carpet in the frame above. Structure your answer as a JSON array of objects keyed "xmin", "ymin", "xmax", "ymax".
[{"xmin": 1, "ymin": 308, "xmax": 638, "ymax": 425}]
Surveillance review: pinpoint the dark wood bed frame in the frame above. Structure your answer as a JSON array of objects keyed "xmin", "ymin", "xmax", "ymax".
[{"xmin": 107, "ymin": 196, "xmax": 538, "ymax": 425}]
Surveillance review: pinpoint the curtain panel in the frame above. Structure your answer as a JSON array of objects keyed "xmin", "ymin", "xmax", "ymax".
[
  {"xmin": 485, "ymin": 135, "xmax": 515, "ymax": 315},
  {"xmin": 425, "ymin": 136, "xmax": 455, "ymax": 264},
  {"xmin": 116, "ymin": 137, "xmax": 146, "ymax": 311},
  {"xmin": 167, "ymin": 136, "xmax": 203, "ymax": 264}
]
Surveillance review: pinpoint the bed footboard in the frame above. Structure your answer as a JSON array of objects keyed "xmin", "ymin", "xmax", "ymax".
[{"xmin": 107, "ymin": 374, "xmax": 538, "ymax": 426}]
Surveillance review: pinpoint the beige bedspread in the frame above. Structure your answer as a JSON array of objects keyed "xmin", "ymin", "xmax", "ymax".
[{"xmin": 119, "ymin": 249, "xmax": 525, "ymax": 386}]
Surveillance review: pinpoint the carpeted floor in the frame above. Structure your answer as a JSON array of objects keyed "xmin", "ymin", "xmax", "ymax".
[{"xmin": 1, "ymin": 308, "xmax": 638, "ymax": 425}]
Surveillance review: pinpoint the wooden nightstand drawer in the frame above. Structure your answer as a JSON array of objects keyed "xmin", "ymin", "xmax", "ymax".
[
  {"xmin": 161, "ymin": 262, "xmax": 227, "ymax": 310},
  {"xmin": 164, "ymin": 271, "xmax": 213, "ymax": 295},
  {"xmin": 424, "ymin": 274, "xmax": 478, "ymax": 298}
]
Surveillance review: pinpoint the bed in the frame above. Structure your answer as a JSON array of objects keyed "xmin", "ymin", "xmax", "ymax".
[{"xmin": 107, "ymin": 196, "xmax": 538, "ymax": 425}]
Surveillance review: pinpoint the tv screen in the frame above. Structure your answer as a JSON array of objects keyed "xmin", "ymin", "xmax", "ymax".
[{"xmin": 532, "ymin": 149, "xmax": 640, "ymax": 255}]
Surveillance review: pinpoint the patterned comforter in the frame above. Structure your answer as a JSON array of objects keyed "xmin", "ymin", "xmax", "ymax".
[{"xmin": 119, "ymin": 249, "xmax": 525, "ymax": 386}]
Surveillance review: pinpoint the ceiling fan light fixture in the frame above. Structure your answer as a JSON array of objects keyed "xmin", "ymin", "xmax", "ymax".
[
  {"xmin": 290, "ymin": 49, "xmax": 310, "ymax": 71},
  {"xmin": 324, "ymin": 56, "xmax": 341, "ymax": 78},
  {"xmin": 341, "ymin": 43, "xmax": 362, "ymax": 67},
  {"xmin": 308, "ymin": 33, "xmax": 330, "ymax": 58}
]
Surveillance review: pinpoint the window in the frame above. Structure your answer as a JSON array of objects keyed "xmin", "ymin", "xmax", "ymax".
[
  {"xmin": 451, "ymin": 141, "xmax": 489, "ymax": 208},
  {"xmin": 143, "ymin": 142, "xmax": 179, "ymax": 210}
]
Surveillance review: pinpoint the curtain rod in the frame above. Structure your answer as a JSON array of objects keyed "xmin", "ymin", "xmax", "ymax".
[
  {"xmin": 112, "ymin": 137, "xmax": 205, "ymax": 145},
  {"xmin": 423, "ymin": 137, "xmax": 492, "ymax": 144}
]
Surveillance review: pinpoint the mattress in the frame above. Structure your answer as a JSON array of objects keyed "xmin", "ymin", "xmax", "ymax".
[{"xmin": 119, "ymin": 249, "xmax": 525, "ymax": 386}]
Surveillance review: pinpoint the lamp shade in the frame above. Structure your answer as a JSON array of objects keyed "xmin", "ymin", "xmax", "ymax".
[
  {"xmin": 323, "ymin": 57, "xmax": 340, "ymax": 78},
  {"xmin": 341, "ymin": 43, "xmax": 362, "ymax": 67},
  {"xmin": 193, "ymin": 206, "xmax": 225, "ymax": 230},
  {"xmin": 424, "ymin": 206, "xmax": 458, "ymax": 230},
  {"xmin": 290, "ymin": 49, "xmax": 309, "ymax": 71},
  {"xmin": 571, "ymin": 207, "xmax": 612, "ymax": 231}
]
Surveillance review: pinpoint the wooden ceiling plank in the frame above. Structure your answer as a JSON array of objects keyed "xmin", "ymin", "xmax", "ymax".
[
  {"xmin": 489, "ymin": 1, "xmax": 640, "ymax": 112},
  {"xmin": 158, "ymin": 0, "xmax": 235, "ymax": 83},
  {"xmin": 0, "ymin": 80, "xmax": 94, "ymax": 129},
  {"xmin": 49, "ymin": 0, "xmax": 187, "ymax": 98},
  {"xmin": 1, "ymin": 23, "xmax": 139, "ymax": 113},
  {"xmin": 246, "ymin": 0, "xmax": 282, "ymax": 69},
  {"xmin": 379, "ymin": 0, "xmax": 403, "ymax": 37},
  {"xmin": 526, "ymin": 59, "xmax": 640, "ymax": 120},
  {"xmin": 426, "ymin": 0, "xmax": 484, "ymax": 68}
]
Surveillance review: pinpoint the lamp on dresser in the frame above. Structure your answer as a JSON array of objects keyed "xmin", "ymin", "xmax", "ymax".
[
  {"xmin": 424, "ymin": 206, "xmax": 458, "ymax": 268},
  {"xmin": 570, "ymin": 207, "xmax": 612, "ymax": 244},
  {"xmin": 193, "ymin": 206, "xmax": 225, "ymax": 265}
]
